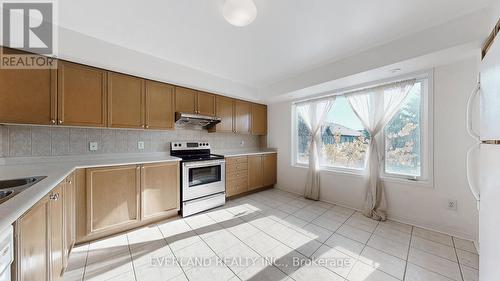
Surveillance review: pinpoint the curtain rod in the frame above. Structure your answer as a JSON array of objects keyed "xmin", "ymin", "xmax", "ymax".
[{"xmin": 294, "ymin": 78, "xmax": 417, "ymax": 105}]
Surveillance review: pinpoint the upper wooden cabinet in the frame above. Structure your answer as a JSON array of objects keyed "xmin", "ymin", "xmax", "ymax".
[
  {"xmin": 175, "ymin": 87, "xmax": 216, "ymax": 116},
  {"xmin": 108, "ymin": 72, "xmax": 145, "ymax": 129},
  {"xmin": 141, "ymin": 162, "xmax": 179, "ymax": 220},
  {"xmin": 251, "ymin": 103, "xmax": 267, "ymax": 136},
  {"xmin": 175, "ymin": 87, "xmax": 197, "ymax": 114},
  {"xmin": 145, "ymin": 81, "xmax": 175, "ymax": 130},
  {"xmin": 86, "ymin": 165, "xmax": 141, "ymax": 235},
  {"xmin": 57, "ymin": 62, "xmax": 107, "ymax": 127},
  {"xmin": 0, "ymin": 67, "xmax": 56, "ymax": 125},
  {"xmin": 234, "ymin": 100, "xmax": 251, "ymax": 134},
  {"xmin": 197, "ymin": 91, "xmax": 216, "ymax": 116},
  {"xmin": 210, "ymin": 96, "xmax": 234, "ymax": 133}
]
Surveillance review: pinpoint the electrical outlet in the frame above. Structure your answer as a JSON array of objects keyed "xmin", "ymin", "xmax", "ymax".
[
  {"xmin": 138, "ymin": 141, "xmax": 145, "ymax": 150},
  {"xmin": 240, "ymin": 140, "xmax": 245, "ymax": 147},
  {"xmin": 89, "ymin": 142, "xmax": 98, "ymax": 151},
  {"xmin": 447, "ymin": 200, "xmax": 458, "ymax": 211}
]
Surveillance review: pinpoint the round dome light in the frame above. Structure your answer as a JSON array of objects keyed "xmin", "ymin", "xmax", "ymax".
[{"xmin": 223, "ymin": 0, "xmax": 257, "ymax": 27}]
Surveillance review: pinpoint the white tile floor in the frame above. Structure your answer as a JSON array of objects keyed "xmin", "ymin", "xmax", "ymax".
[{"xmin": 64, "ymin": 189, "xmax": 479, "ymax": 281}]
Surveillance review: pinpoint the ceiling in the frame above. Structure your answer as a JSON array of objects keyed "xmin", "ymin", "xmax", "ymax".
[{"xmin": 58, "ymin": 0, "xmax": 491, "ymax": 91}]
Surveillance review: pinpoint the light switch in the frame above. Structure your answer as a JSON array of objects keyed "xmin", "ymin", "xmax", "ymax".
[
  {"xmin": 138, "ymin": 141, "xmax": 145, "ymax": 150},
  {"xmin": 89, "ymin": 142, "xmax": 98, "ymax": 151}
]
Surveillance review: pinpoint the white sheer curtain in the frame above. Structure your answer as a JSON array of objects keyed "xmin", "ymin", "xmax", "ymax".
[
  {"xmin": 297, "ymin": 97, "xmax": 335, "ymax": 200},
  {"xmin": 347, "ymin": 80, "xmax": 416, "ymax": 220}
]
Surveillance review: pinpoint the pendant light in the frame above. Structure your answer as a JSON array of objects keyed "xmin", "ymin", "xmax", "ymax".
[{"xmin": 223, "ymin": 0, "xmax": 257, "ymax": 27}]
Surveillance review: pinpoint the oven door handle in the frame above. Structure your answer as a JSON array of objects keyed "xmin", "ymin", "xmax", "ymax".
[{"xmin": 183, "ymin": 160, "xmax": 226, "ymax": 168}]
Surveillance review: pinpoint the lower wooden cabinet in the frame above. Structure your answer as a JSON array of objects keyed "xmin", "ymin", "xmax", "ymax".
[
  {"xmin": 63, "ymin": 173, "xmax": 76, "ymax": 270},
  {"xmin": 14, "ymin": 195, "xmax": 50, "ymax": 281},
  {"xmin": 225, "ymin": 153, "xmax": 277, "ymax": 197},
  {"xmin": 248, "ymin": 155, "xmax": 264, "ymax": 191},
  {"xmin": 141, "ymin": 162, "xmax": 179, "ymax": 220},
  {"xmin": 86, "ymin": 165, "xmax": 141, "ymax": 235},
  {"xmin": 14, "ymin": 181, "xmax": 67, "ymax": 281},
  {"xmin": 77, "ymin": 161, "xmax": 180, "ymax": 243}
]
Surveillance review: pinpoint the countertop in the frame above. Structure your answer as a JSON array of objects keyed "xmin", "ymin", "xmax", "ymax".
[
  {"xmin": 0, "ymin": 148, "xmax": 277, "ymax": 232},
  {"xmin": 214, "ymin": 149, "xmax": 277, "ymax": 157},
  {"xmin": 0, "ymin": 153, "xmax": 181, "ymax": 232}
]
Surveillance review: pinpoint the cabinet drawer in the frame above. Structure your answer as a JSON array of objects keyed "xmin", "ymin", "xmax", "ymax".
[
  {"xmin": 226, "ymin": 156, "xmax": 247, "ymax": 165},
  {"xmin": 226, "ymin": 163, "xmax": 248, "ymax": 173},
  {"xmin": 226, "ymin": 178, "xmax": 248, "ymax": 196},
  {"xmin": 226, "ymin": 170, "xmax": 248, "ymax": 181}
]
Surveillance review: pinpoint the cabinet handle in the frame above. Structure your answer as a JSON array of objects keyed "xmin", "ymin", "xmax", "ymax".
[
  {"xmin": 145, "ymin": 125, "xmax": 149, "ymax": 129},
  {"xmin": 49, "ymin": 193, "xmax": 59, "ymax": 201},
  {"xmin": 142, "ymin": 125, "xmax": 145, "ymax": 128},
  {"xmin": 68, "ymin": 180, "xmax": 72, "ymax": 184},
  {"xmin": 50, "ymin": 120, "xmax": 56, "ymax": 124},
  {"xmin": 58, "ymin": 120, "xmax": 63, "ymax": 124},
  {"xmin": 137, "ymin": 166, "xmax": 140, "ymax": 170}
]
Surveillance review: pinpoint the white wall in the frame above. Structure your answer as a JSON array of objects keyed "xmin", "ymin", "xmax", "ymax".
[{"xmin": 268, "ymin": 58, "xmax": 480, "ymax": 240}]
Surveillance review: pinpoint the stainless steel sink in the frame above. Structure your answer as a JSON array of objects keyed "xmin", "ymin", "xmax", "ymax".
[{"xmin": 0, "ymin": 176, "xmax": 46, "ymax": 204}]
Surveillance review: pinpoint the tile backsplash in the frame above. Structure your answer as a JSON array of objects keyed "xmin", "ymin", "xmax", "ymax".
[{"xmin": 0, "ymin": 125, "xmax": 261, "ymax": 157}]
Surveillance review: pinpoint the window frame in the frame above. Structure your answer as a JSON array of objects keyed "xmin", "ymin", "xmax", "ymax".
[{"xmin": 291, "ymin": 70, "xmax": 434, "ymax": 186}]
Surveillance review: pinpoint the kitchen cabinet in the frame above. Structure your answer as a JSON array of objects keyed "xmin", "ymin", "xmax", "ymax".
[
  {"xmin": 234, "ymin": 100, "xmax": 251, "ymax": 134},
  {"xmin": 108, "ymin": 72, "xmax": 145, "ymax": 129},
  {"xmin": 175, "ymin": 87, "xmax": 197, "ymax": 114},
  {"xmin": 210, "ymin": 96, "xmax": 234, "ymax": 133},
  {"xmin": 63, "ymin": 172, "xmax": 76, "ymax": 270},
  {"xmin": 57, "ymin": 61, "xmax": 107, "ymax": 127},
  {"xmin": 226, "ymin": 156, "xmax": 249, "ymax": 197},
  {"xmin": 78, "ymin": 162, "xmax": 180, "ymax": 243},
  {"xmin": 251, "ymin": 103, "xmax": 267, "ymax": 136},
  {"xmin": 141, "ymin": 162, "xmax": 179, "ymax": 220},
  {"xmin": 50, "ymin": 182, "xmax": 65, "ymax": 281},
  {"xmin": 197, "ymin": 91, "xmax": 216, "ymax": 116},
  {"xmin": 0, "ymin": 63, "xmax": 56, "ymax": 125},
  {"xmin": 248, "ymin": 155, "xmax": 264, "ymax": 190},
  {"xmin": 14, "ymin": 195, "xmax": 50, "ymax": 281},
  {"xmin": 86, "ymin": 165, "xmax": 141, "ymax": 235},
  {"xmin": 262, "ymin": 153, "xmax": 277, "ymax": 187},
  {"xmin": 175, "ymin": 87, "xmax": 216, "ymax": 116},
  {"xmin": 225, "ymin": 153, "xmax": 277, "ymax": 197},
  {"xmin": 145, "ymin": 81, "xmax": 175, "ymax": 130},
  {"xmin": 14, "ymin": 181, "xmax": 66, "ymax": 281}
]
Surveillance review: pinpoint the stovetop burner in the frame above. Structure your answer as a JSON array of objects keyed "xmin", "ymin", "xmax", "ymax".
[{"xmin": 170, "ymin": 141, "xmax": 224, "ymax": 162}]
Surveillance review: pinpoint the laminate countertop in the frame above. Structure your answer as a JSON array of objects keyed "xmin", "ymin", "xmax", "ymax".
[
  {"xmin": 0, "ymin": 153, "xmax": 181, "ymax": 232},
  {"xmin": 214, "ymin": 149, "xmax": 277, "ymax": 157}
]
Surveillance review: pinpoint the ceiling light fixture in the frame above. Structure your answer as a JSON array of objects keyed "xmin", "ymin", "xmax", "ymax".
[{"xmin": 223, "ymin": 0, "xmax": 257, "ymax": 27}]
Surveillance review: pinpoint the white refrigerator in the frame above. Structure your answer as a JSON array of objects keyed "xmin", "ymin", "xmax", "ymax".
[{"xmin": 466, "ymin": 30, "xmax": 500, "ymax": 281}]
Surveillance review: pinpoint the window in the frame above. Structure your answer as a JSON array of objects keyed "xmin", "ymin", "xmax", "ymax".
[{"xmin": 292, "ymin": 74, "xmax": 431, "ymax": 182}]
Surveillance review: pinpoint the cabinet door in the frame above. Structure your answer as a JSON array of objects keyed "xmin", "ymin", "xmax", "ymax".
[
  {"xmin": 57, "ymin": 61, "xmax": 107, "ymax": 127},
  {"xmin": 197, "ymin": 91, "xmax": 216, "ymax": 116},
  {"xmin": 86, "ymin": 165, "xmax": 140, "ymax": 235},
  {"xmin": 15, "ymin": 195, "xmax": 50, "ymax": 281},
  {"xmin": 0, "ymin": 66, "xmax": 56, "ymax": 125},
  {"xmin": 251, "ymin": 103, "xmax": 267, "ymax": 136},
  {"xmin": 50, "ymin": 182, "xmax": 65, "ymax": 281},
  {"xmin": 175, "ymin": 87, "xmax": 197, "ymax": 114},
  {"xmin": 234, "ymin": 100, "xmax": 251, "ymax": 134},
  {"xmin": 108, "ymin": 73, "xmax": 145, "ymax": 128},
  {"xmin": 141, "ymin": 162, "xmax": 179, "ymax": 220},
  {"xmin": 248, "ymin": 155, "xmax": 263, "ymax": 190},
  {"xmin": 262, "ymin": 153, "xmax": 277, "ymax": 186},
  {"xmin": 63, "ymin": 172, "xmax": 76, "ymax": 270},
  {"xmin": 145, "ymin": 81, "xmax": 175, "ymax": 130},
  {"xmin": 210, "ymin": 96, "xmax": 234, "ymax": 133}
]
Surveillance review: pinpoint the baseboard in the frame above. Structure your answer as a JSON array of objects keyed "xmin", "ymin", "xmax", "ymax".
[{"xmin": 275, "ymin": 186, "xmax": 476, "ymax": 241}]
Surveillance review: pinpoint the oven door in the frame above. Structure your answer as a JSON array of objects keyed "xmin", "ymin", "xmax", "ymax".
[{"xmin": 182, "ymin": 159, "xmax": 225, "ymax": 201}]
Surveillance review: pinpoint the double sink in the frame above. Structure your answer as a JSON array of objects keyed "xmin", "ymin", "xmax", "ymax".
[{"xmin": 0, "ymin": 176, "xmax": 46, "ymax": 204}]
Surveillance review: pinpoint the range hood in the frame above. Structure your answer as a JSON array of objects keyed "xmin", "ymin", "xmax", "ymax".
[{"xmin": 175, "ymin": 112, "xmax": 221, "ymax": 129}]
